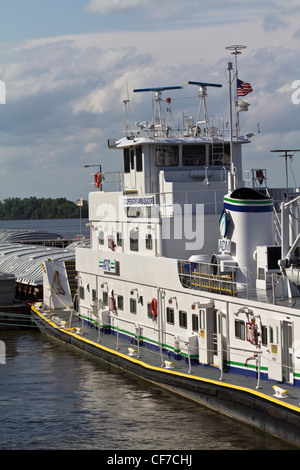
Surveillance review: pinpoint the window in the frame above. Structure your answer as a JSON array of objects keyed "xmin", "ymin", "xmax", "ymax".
[
  {"xmin": 130, "ymin": 298, "xmax": 137, "ymax": 314},
  {"xmin": 136, "ymin": 146, "xmax": 143, "ymax": 172},
  {"xmin": 79, "ymin": 286, "xmax": 85, "ymax": 300},
  {"xmin": 124, "ymin": 148, "xmax": 130, "ymax": 173},
  {"xmin": 92, "ymin": 289, "xmax": 97, "ymax": 301},
  {"xmin": 155, "ymin": 145, "xmax": 179, "ymax": 167},
  {"xmin": 147, "ymin": 302, "xmax": 152, "ymax": 319},
  {"xmin": 130, "ymin": 229, "xmax": 139, "ymax": 251},
  {"xmin": 145, "ymin": 233, "xmax": 152, "ymax": 250},
  {"xmin": 223, "ymin": 144, "xmax": 231, "ymax": 165},
  {"xmin": 182, "ymin": 145, "xmax": 206, "ymax": 166},
  {"xmin": 117, "ymin": 295, "xmax": 124, "ymax": 310},
  {"xmin": 117, "ymin": 232, "xmax": 123, "ymax": 247},
  {"xmin": 269, "ymin": 325, "xmax": 278, "ymax": 344},
  {"xmin": 235, "ymin": 319, "xmax": 245, "ymax": 340},
  {"xmin": 98, "ymin": 230, "xmax": 104, "ymax": 245},
  {"xmin": 102, "ymin": 291, "xmax": 108, "ymax": 307},
  {"xmin": 192, "ymin": 314, "xmax": 198, "ymax": 332},
  {"xmin": 166, "ymin": 307, "xmax": 174, "ymax": 325},
  {"xmin": 261, "ymin": 325, "xmax": 267, "ymax": 346},
  {"xmin": 127, "ymin": 207, "xmax": 141, "ymax": 218},
  {"xmin": 179, "ymin": 310, "xmax": 187, "ymax": 329}
]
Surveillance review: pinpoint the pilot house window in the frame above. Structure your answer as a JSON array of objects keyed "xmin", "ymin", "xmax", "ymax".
[
  {"xmin": 124, "ymin": 148, "xmax": 130, "ymax": 173},
  {"xmin": 136, "ymin": 146, "xmax": 143, "ymax": 172},
  {"xmin": 155, "ymin": 145, "xmax": 179, "ymax": 167},
  {"xmin": 182, "ymin": 145, "xmax": 206, "ymax": 166}
]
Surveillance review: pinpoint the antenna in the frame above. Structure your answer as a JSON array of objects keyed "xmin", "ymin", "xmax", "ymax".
[
  {"xmin": 133, "ymin": 86, "xmax": 183, "ymax": 136},
  {"xmin": 133, "ymin": 86, "xmax": 183, "ymax": 93},
  {"xmin": 186, "ymin": 81, "xmax": 222, "ymax": 134},
  {"xmin": 270, "ymin": 149, "xmax": 300, "ymax": 197},
  {"xmin": 122, "ymin": 83, "xmax": 132, "ymax": 138}
]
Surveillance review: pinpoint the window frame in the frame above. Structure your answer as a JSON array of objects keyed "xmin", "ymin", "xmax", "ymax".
[
  {"xmin": 166, "ymin": 307, "xmax": 174, "ymax": 325},
  {"xmin": 117, "ymin": 295, "xmax": 124, "ymax": 310},
  {"xmin": 130, "ymin": 298, "xmax": 137, "ymax": 314},
  {"xmin": 179, "ymin": 310, "xmax": 187, "ymax": 329},
  {"xmin": 182, "ymin": 144, "xmax": 206, "ymax": 166},
  {"xmin": 155, "ymin": 145, "xmax": 179, "ymax": 167},
  {"xmin": 235, "ymin": 319, "xmax": 245, "ymax": 340}
]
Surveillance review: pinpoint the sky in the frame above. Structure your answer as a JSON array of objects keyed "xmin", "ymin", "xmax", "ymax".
[{"xmin": 0, "ymin": 0, "xmax": 300, "ymax": 202}]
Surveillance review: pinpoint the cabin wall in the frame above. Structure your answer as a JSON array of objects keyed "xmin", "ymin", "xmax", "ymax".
[{"xmin": 76, "ymin": 246, "xmax": 300, "ymax": 385}]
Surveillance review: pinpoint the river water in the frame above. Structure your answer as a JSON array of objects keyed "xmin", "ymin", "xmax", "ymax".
[{"xmin": 0, "ymin": 219, "xmax": 295, "ymax": 451}]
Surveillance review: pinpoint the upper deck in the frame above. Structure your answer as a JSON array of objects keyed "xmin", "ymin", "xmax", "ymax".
[{"xmin": 107, "ymin": 83, "xmax": 251, "ymax": 197}]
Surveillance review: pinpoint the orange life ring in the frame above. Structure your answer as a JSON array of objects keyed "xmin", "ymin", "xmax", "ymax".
[
  {"xmin": 94, "ymin": 172, "xmax": 101, "ymax": 188},
  {"xmin": 151, "ymin": 298, "xmax": 157, "ymax": 317}
]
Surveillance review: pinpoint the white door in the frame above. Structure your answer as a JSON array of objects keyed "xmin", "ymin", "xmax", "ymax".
[
  {"xmin": 198, "ymin": 308, "xmax": 214, "ymax": 365},
  {"xmin": 283, "ymin": 322, "xmax": 294, "ymax": 384},
  {"xmin": 267, "ymin": 319, "xmax": 283, "ymax": 381}
]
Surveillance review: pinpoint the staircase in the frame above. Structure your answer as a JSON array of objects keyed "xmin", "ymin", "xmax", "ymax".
[{"xmin": 64, "ymin": 259, "xmax": 77, "ymax": 297}]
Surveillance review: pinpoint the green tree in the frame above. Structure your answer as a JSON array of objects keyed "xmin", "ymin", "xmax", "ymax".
[{"xmin": 0, "ymin": 197, "xmax": 88, "ymax": 220}]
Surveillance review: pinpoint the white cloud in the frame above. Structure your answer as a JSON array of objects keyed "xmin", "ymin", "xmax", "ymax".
[
  {"xmin": 1, "ymin": 0, "xmax": 300, "ymax": 199},
  {"xmin": 263, "ymin": 14, "xmax": 288, "ymax": 31},
  {"xmin": 87, "ymin": 0, "xmax": 152, "ymax": 13}
]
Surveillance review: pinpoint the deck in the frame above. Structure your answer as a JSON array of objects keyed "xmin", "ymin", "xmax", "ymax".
[{"xmin": 34, "ymin": 307, "xmax": 300, "ymax": 417}]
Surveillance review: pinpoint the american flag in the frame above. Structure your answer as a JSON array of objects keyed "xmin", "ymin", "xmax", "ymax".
[{"xmin": 237, "ymin": 78, "xmax": 253, "ymax": 96}]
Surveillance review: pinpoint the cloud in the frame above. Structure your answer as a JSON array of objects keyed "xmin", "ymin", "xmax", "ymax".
[
  {"xmin": 263, "ymin": 14, "xmax": 288, "ymax": 31},
  {"xmin": 0, "ymin": 0, "xmax": 300, "ymax": 200},
  {"xmin": 86, "ymin": 0, "xmax": 276, "ymax": 27},
  {"xmin": 87, "ymin": 0, "xmax": 152, "ymax": 14}
]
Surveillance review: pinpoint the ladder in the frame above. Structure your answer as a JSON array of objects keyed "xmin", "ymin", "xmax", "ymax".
[
  {"xmin": 210, "ymin": 138, "xmax": 225, "ymax": 166},
  {"xmin": 64, "ymin": 259, "xmax": 77, "ymax": 297}
]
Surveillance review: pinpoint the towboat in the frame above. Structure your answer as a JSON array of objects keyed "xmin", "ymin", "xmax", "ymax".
[{"xmin": 32, "ymin": 47, "xmax": 300, "ymax": 447}]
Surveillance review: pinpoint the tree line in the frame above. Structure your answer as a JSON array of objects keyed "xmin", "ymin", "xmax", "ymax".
[{"xmin": 0, "ymin": 197, "xmax": 88, "ymax": 220}]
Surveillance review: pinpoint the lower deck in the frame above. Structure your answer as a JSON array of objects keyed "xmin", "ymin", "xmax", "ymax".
[
  {"xmin": 33, "ymin": 304, "xmax": 300, "ymax": 409},
  {"xmin": 31, "ymin": 303, "xmax": 300, "ymax": 447}
]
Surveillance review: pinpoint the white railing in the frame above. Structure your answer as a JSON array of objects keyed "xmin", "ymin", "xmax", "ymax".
[{"xmin": 89, "ymin": 171, "xmax": 124, "ymax": 191}]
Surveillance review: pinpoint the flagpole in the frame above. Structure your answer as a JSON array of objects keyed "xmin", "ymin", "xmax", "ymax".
[
  {"xmin": 227, "ymin": 61, "xmax": 234, "ymax": 191},
  {"xmin": 225, "ymin": 45, "xmax": 246, "ymax": 138}
]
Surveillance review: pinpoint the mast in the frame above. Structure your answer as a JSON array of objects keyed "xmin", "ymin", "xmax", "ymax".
[
  {"xmin": 225, "ymin": 45, "xmax": 247, "ymax": 191},
  {"xmin": 122, "ymin": 83, "xmax": 132, "ymax": 138},
  {"xmin": 226, "ymin": 61, "xmax": 234, "ymax": 191},
  {"xmin": 185, "ymin": 81, "xmax": 222, "ymax": 135},
  {"xmin": 225, "ymin": 45, "xmax": 247, "ymax": 138}
]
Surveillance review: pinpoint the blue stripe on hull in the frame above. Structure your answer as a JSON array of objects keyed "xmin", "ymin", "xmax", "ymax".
[{"xmin": 224, "ymin": 202, "xmax": 273, "ymax": 212}]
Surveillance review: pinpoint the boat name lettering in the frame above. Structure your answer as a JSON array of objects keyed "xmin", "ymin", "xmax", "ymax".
[{"xmin": 123, "ymin": 196, "xmax": 154, "ymax": 207}]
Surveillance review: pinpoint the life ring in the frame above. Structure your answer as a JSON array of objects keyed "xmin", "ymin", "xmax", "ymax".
[
  {"xmin": 94, "ymin": 172, "xmax": 101, "ymax": 188},
  {"xmin": 151, "ymin": 298, "xmax": 157, "ymax": 317}
]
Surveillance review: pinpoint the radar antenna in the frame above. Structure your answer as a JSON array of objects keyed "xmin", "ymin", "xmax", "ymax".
[
  {"xmin": 185, "ymin": 81, "xmax": 222, "ymax": 135},
  {"xmin": 133, "ymin": 86, "xmax": 182, "ymax": 136}
]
